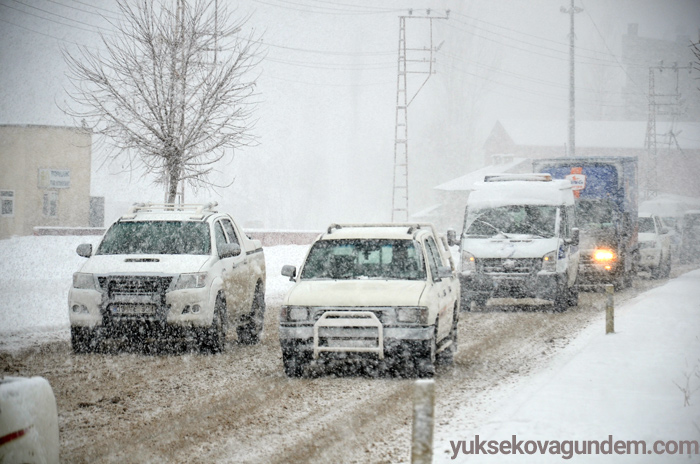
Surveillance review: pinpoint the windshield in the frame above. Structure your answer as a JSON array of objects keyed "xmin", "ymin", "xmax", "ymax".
[
  {"xmin": 577, "ymin": 199, "xmax": 614, "ymax": 229},
  {"xmin": 465, "ymin": 205, "xmax": 557, "ymax": 238},
  {"xmin": 300, "ymin": 239, "xmax": 426, "ymax": 280},
  {"xmin": 638, "ymin": 217, "xmax": 656, "ymax": 233},
  {"xmin": 97, "ymin": 221, "xmax": 211, "ymax": 255}
]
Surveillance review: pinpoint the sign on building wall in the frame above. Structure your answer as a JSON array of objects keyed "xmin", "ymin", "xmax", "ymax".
[{"xmin": 38, "ymin": 169, "xmax": 71, "ymax": 189}]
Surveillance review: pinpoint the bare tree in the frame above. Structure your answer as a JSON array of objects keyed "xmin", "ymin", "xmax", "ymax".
[
  {"xmin": 692, "ymin": 40, "xmax": 700, "ymax": 91},
  {"xmin": 63, "ymin": 0, "xmax": 262, "ymax": 203}
]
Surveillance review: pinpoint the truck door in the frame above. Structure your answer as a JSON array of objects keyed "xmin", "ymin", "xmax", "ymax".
[
  {"xmin": 562, "ymin": 205, "xmax": 579, "ymax": 285},
  {"xmin": 215, "ymin": 220, "xmax": 248, "ymax": 318},
  {"xmin": 221, "ymin": 218, "xmax": 255, "ymax": 311}
]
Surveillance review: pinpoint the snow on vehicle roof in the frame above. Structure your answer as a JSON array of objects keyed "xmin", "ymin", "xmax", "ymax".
[
  {"xmin": 321, "ymin": 224, "xmax": 433, "ymax": 240},
  {"xmin": 468, "ymin": 179, "xmax": 574, "ymax": 209},
  {"xmin": 119, "ymin": 203, "xmax": 219, "ymax": 222}
]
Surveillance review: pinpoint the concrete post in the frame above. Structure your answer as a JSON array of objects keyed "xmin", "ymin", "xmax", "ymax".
[
  {"xmin": 411, "ymin": 379, "xmax": 435, "ymax": 464},
  {"xmin": 605, "ymin": 284, "xmax": 615, "ymax": 334}
]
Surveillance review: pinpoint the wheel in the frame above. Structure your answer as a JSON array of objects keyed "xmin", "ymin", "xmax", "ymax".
[
  {"xmin": 71, "ymin": 327, "xmax": 98, "ymax": 353},
  {"xmin": 460, "ymin": 293, "xmax": 472, "ymax": 312},
  {"xmin": 566, "ymin": 277, "xmax": 579, "ymax": 307},
  {"xmin": 282, "ymin": 347, "xmax": 310, "ymax": 378},
  {"xmin": 552, "ymin": 277, "xmax": 569, "ymax": 312},
  {"xmin": 201, "ymin": 295, "xmax": 226, "ymax": 353},
  {"xmin": 414, "ymin": 330, "xmax": 437, "ymax": 378},
  {"xmin": 436, "ymin": 310, "xmax": 458, "ymax": 366},
  {"xmin": 662, "ymin": 252, "xmax": 672, "ymax": 278},
  {"xmin": 237, "ymin": 284, "xmax": 265, "ymax": 345}
]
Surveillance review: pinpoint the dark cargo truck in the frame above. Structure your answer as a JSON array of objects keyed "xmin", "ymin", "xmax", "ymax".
[{"xmin": 533, "ymin": 157, "xmax": 639, "ymax": 289}]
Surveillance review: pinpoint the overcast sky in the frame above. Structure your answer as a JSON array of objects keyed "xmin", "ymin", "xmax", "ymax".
[{"xmin": 1, "ymin": 0, "xmax": 699, "ymax": 229}]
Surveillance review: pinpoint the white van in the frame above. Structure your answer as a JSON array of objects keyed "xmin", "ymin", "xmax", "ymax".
[{"xmin": 448, "ymin": 174, "xmax": 579, "ymax": 311}]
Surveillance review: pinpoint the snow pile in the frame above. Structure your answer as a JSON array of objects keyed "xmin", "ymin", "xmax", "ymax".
[{"xmin": 435, "ymin": 270, "xmax": 700, "ymax": 463}]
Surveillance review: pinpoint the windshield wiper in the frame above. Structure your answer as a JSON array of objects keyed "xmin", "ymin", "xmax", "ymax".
[{"xmin": 474, "ymin": 219, "xmax": 512, "ymax": 238}]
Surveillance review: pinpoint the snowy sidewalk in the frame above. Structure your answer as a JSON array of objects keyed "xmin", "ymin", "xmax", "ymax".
[{"xmin": 435, "ymin": 270, "xmax": 700, "ymax": 463}]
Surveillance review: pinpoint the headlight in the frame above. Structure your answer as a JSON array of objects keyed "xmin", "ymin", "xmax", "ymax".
[
  {"xmin": 461, "ymin": 250, "xmax": 476, "ymax": 272},
  {"xmin": 72, "ymin": 273, "xmax": 96, "ymax": 290},
  {"xmin": 542, "ymin": 251, "xmax": 557, "ymax": 272},
  {"xmin": 281, "ymin": 305, "xmax": 310, "ymax": 322},
  {"xmin": 395, "ymin": 306, "xmax": 429, "ymax": 324},
  {"xmin": 173, "ymin": 272, "xmax": 207, "ymax": 290},
  {"xmin": 593, "ymin": 249, "xmax": 615, "ymax": 262}
]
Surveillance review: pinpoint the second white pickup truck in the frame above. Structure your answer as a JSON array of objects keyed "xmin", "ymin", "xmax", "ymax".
[{"xmin": 279, "ymin": 223, "xmax": 459, "ymax": 378}]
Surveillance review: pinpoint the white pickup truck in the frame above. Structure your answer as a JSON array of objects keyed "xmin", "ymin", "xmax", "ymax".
[
  {"xmin": 68, "ymin": 203, "xmax": 266, "ymax": 353},
  {"xmin": 279, "ymin": 223, "xmax": 459, "ymax": 378}
]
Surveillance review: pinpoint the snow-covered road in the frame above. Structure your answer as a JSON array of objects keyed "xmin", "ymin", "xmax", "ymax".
[{"xmin": 1, "ymin": 236, "xmax": 698, "ymax": 463}]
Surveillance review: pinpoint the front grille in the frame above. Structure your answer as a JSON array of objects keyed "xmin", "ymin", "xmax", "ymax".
[
  {"xmin": 479, "ymin": 258, "xmax": 541, "ymax": 274},
  {"xmin": 98, "ymin": 276, "xmax": 173, "ymax": 298}
]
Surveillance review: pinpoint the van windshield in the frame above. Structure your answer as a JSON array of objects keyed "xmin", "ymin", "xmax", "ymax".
[
  {"xmin": 465, "ymin": 205, "xmax": 557, "ymax": 238},
  {"xmin": 300, "ymin": 239, "xmax": 426, "ymax": 280},
  {"xmin": 97, "ymin": 221, "xmax": 211, "ymax": 255}
]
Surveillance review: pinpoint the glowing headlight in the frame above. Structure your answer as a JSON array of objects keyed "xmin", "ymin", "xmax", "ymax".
[
  {"xmin": 281, "ymin": 306, "xmax": 310, "ymax": 322},
  {"xmin": 173, "ymin": 272, "xmax": 207, "ymax": 290},
  {"xmin": 593, "ymin": 249, "xmax": 615, "ymax": 262},
  {"xmin": 396, "ymin": 306, "xmax": 429, "ymax": 324},
  {"xmin": 461, "ymin": 250, "xmax": 476, "ymax": 272},
  {"xmin": 72, "ymin": 273, "xmax": 96, "ymax": 290},
  {"xmin": 542, "ymin": 251, "xmax": 557, "ymax": 272}
]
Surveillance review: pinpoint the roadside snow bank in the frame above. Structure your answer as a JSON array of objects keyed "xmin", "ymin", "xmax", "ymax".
[{"xmin": 435, "ymin": 270, "xmax": 700, "ymax": 463}]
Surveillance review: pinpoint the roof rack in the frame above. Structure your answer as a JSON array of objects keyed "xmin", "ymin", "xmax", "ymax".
[
  {"xmin": 122, "ymin": 202, "xmax": 218, "ymax": 220},
  {"xmin": 326, "ymin": 223, "xmax": 429, "ymax": 236},
  {"xmin": 484, "ymin": 173, "xmax": 552, "ymax": 182}
]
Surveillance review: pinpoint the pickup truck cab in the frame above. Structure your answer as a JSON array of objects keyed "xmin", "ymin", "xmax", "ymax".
[
  {"xmin": 637, "ymin": 212, "xmax": 672, "ymax": 278},
  {"xmin": 279, "ymin": 223, "xmax": 459, "ymax": 378},
  {"xmin": 68, "ymin": 202, "xmax": 266, "ymax": 353},
  {"xmin": 449, "ymin": 174, "xmax": 580, "ymax": 312}
]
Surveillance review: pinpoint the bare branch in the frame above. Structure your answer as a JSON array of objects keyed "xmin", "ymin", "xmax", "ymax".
[{"xmin": 61, "ymin": 0, "xmax": 263, "ymax": 202}]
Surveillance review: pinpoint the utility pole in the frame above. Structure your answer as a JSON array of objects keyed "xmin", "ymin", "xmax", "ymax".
[
  {"xmin": 644, "ymin": 62, "xmax": 692, "ymax": 199},
  {"xmin": 391, "ymin": 9, "xmax": 448, "ymax": 223},
  {"xmin": 561, "ymin": 0, "xmax": 582, "ymax": 157}
]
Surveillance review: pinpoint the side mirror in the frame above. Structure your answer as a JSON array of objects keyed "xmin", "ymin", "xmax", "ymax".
[
  {"xmin": 446, "ymin": 229, "xmax": 458, "ymax": 247},
  {"xmin": 565, "ymin": 228, "xmax": 580, "ymax": 247},
  {"xmin": 76, "ymin": 243, "xmax": 92, "ymax": 258},
  {"xmin": 281, "ymin": 265, "xmax": 297, "ymax": 281},
  {"xmin": 437, "ymin": 266, "xmax": 453, "ymax": 280},
  {"xmin": 660, "ymin": 227, "xmax": 669, "ymax": 235},
  {"xmin": 219, "ymin": 243, "xmax": 241, "ymax": 259}
]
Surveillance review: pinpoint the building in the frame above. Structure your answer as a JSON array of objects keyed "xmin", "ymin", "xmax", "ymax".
[
  {"xmin": 416, "ymin": 120, "xmax": 700, "ymax": 231},
  {"xmin": 0, "ymin": 125, "xmax": 92, "ymax": 239}
]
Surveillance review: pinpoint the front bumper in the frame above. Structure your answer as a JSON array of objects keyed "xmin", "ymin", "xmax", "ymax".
[
  {"xmin": 458, "ymin": 270, "xmax": 562, "ymax": 302},
  {"xmin": 68, "ymin": 286, "xmax": 215, "ymax": 330}
]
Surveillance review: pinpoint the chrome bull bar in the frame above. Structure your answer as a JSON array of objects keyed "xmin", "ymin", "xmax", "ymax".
[{"xmin": 313, "ymin": 311, "xmax": 384, "ymax": 360}]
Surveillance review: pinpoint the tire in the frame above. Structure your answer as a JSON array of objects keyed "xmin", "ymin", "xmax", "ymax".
[
  {"xmin": 282, "ymin": 348, "xmax": 310, "ymax": 378},
  {"xmin": 71, "ymin": 327, "xmax": 98, "ymax": 353},
  {"xmin": 201, "ymin": 295, "xmax": 226, "ymax": 353},
  {"xmin": 237, "ymin": 284, "xmax": 265, "ymax": 345},
  {"xmin": 436, "ymin": 310, "xmax": 458, "ymax": 366},
  {"xmin": 661, "ymin": 252, "xmax": 672, "ymax": 278},
  {"xmin": 414, "ymin": 330, "xmax": 437, "ymax": 378},
  {"xmin": 566, "ymin": 277, "xmax": 579, "ymax": 307},
  {"xmin": 553, "ymin": 278, "xmax": 569, "ymax": 313},
  {"xmin": 460, "ymin": 293, "xmax": 472, "ymax": 312}
]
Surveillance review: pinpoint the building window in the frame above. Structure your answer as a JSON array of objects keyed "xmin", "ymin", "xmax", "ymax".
[
  {"xmin": 1, "ymin": 190, "xmax": 14, "ymax": 217},
  {"xmin": 43, "ymin": 191, "xmax": 58, "ymax": 217}
]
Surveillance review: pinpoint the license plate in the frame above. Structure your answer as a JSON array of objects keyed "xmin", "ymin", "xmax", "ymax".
[{"xmin": 112, "ymin": 304, "xmax": 154, "ymax": 315}]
